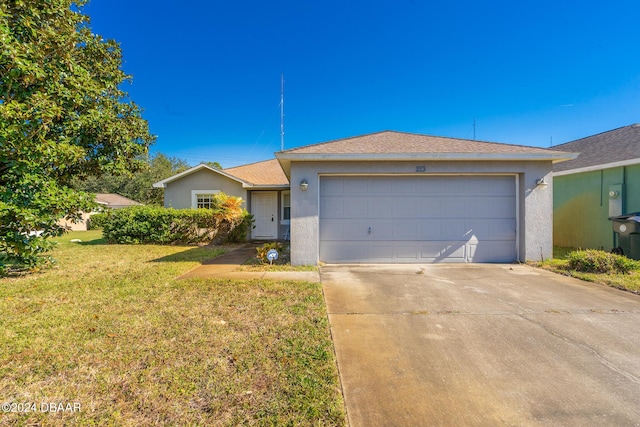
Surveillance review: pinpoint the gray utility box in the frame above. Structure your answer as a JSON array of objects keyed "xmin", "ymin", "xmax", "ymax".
[{"xmin": 609, "ymin": 212, "xmax": 640, "ymax": 260}]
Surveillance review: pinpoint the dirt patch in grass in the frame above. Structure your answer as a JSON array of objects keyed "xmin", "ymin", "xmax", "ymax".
[{"xmin": 0, "ymin": 231, "xmax": 345, "ymax": 426}]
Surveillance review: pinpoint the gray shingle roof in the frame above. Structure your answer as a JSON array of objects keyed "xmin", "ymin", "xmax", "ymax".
[
  {"xmin": 281, "ymin": 130, "xmax": 564, "ymax": 155},
  {"xmin": 552, "ymin": 124, "xmax": 640, "ymax": 172}
]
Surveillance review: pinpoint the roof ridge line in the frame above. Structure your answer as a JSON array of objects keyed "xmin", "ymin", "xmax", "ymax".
[{"xmin": 553, "ymin": 123, "xmax": 640, "ymax": 147}]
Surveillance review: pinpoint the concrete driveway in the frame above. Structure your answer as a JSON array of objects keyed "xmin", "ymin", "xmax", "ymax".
[{"xmin": 321, "ymin": 264, "xmax": 640, "ymax": 427}]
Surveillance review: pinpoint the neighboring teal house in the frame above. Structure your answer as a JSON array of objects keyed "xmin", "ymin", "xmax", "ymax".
[{"xmin": 552, "ymin": 124, "xmax": 640, "ymax": 251}]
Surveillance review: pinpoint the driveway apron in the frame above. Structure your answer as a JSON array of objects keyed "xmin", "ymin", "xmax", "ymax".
[{"xmin": 321, "ymin": 264, "xmax": 640, "ymax": 427}]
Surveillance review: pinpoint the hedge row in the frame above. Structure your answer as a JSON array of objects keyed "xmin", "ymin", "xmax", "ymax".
[{"xmin": 99, "ymin": 194, "xmax": 252, "ymax": 244}]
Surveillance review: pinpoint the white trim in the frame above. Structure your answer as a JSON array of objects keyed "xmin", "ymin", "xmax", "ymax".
[
  {"xmin": 191, "ymin": 190, "xmax": 220, "ymax": 209},
  {"xmin": 553, "ymin": 158, "xmax": 640, "ymax": 177},
  {"xmin": 280, "ymin": 190, "xmax": 291, "ymax": 225},
  {"xmin": 515, "ymin": 174, "xmax": 521, "ymax": 262}
]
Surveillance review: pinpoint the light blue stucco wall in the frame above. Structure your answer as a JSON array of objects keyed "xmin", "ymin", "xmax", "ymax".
[{"xmin": 289, "ymin": 160, "xmax": 554, "ymax": 266}]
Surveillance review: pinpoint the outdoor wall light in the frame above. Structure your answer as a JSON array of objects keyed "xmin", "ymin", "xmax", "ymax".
[
  {"xmin": 300, "ymin": 179, "xmax": 308, "ymax": 191},
  {"xmin": 536, "ymin": 177, "xmax": 548, "ymax": 186}
]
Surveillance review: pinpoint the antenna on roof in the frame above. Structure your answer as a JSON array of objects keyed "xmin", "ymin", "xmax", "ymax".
[
  {"xmin": 280, "ymin": 73, "xmax": 285, "ymax": 151},
  {"xmin": 473, "ymin": 118, "xmax": 476, "ymax": 140}
]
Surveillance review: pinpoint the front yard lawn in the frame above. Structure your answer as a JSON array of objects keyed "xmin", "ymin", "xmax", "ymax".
[
  {"xmin": 0, "ymin": 231, "xmax": 346, "ymax": 426},
  {"xmin": 531, "ymin": 247, "xmax": 640, "ymax": 294}
]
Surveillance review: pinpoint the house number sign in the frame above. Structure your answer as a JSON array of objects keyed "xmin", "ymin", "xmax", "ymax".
[{"xmin": 416, "ymin": 165, "xmax": 426, "ymax": 172}]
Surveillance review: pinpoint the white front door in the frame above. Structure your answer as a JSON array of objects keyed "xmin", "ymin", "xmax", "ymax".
[{"xmin": 251, "ymin": 191, "xmax": 278, "ymax": 239}]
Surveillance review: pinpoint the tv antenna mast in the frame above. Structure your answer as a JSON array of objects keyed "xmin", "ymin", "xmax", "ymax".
[{"xmin": 280, "ymin": 73, "xmax": 285, "ymax": 151}]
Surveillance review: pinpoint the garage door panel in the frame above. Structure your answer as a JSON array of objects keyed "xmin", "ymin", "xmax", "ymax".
[
  {"xmin": 321, "ymin": 242, "xmax": 369, "ymax": 262},
  {"xmin": 467, "ymin": 176, "xmax": 515, "ymax": 195},
  {"xmin": 345, "ymin": 178, "xmax": 368, "ymax": 193},
  {"xmin": 466, "ymin": 197, "xmax": 515, "ymax": 218},
  {"xmin": 441, "ymin": 198, "xmax": 467, "ymax": 215},
  {"xmin": 468, "ymin": 242, "xmax": 516, "ymax": 263},
  {"xmin": 393, "ymin": 179, "xmax": 418, "ymax": 193},
  {"xmin": 345, "ymin": 199, "xmax": 369, "ymax": 217},
  {"xmin": 371, "ymin": 179, "xmax": 394, "ymax": 193},
  {"xmin": 371, "ymin": 199, "xmax": 394, "ymax": 216},
  {"xmin": 395, "ymin": 222, "xmax": 419, "ymax": 239},
  {"xmin": 320, "ymin": 198, "xmax": 345, "ymax": 217},
  {"xmin": 438, "ymin": 243, "xmax": 467, "ymax": 260},
  {"xmin": 395, "ymin": 200, "xmax": 418, "ymax": 217},
  {"xmin": 320, "ymin": 176, "xmax": 517, "ymax": 263},
  {"xmin": 441, "ymin": 178, "xmax": 466, "ymax": 194},
  {"xmin": 417, "ymin": 198, "xmax": 442, "ymax": 215},
  {"xmin": 323, "ymin": 178, "xmax": 345, "ymax": 194}
]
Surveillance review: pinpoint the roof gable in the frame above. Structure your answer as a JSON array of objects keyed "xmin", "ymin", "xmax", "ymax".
[
  {"xmin": 552, "ymin": 124, "xmax": 640, "ymax": 173},
  {"xmin": 153, "ymin": 164, "xmax": 251, "ymax": 188},
  {"xmin": 276, "ymin": 131, "xmax": 577, "ymax": 176},
  {"xmin": 223, "ymin": 159, "xmax": 289, "ymax": 186},
  {"xmin": 153, "ymin": 159, "xmax": 289, "ymax": 189},
  {"xmin": 281, "ymin": 130, "xmax": 565, "ymax": 156}
]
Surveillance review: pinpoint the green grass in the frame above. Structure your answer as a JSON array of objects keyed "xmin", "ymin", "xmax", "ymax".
[
  {"xmin": 531, "ymin": 247, "xmax": 640, "ymax": 294},
  {"xmin": 0, "ymin": 231, "xmax": 346, "ymax": 426}
]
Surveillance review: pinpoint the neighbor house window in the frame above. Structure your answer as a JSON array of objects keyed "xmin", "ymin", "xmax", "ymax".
[{"xmin": 281, "ymin": 191, "xmax": 290, "ymax": 224}]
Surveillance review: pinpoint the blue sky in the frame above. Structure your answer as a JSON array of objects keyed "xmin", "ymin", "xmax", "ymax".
[{"xmin": 84, "ymin": 0, "xmax": 640, "ymax": 168}]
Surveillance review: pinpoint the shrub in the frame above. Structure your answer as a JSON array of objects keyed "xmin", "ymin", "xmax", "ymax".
[
  {"xmin": 101, "ymin": 194, "xmax": 248, "ymax": 244},
  {"xmin": 88, "ymin": 212, "xmax": 108, "ymax": 229},
  {"xmin": 256, "ymin": 242, "xmax": 285, "ymax": 264},
  {"xmin": 567, "ymin": 249, "xmax": 639, "ymax": 274},
  {"xmin": 226, "ymin": 211, "xmax": 254, "ymax": 243}
]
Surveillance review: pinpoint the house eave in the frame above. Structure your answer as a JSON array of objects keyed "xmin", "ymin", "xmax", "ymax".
[
  {"xmin": 152, "ymin": 164, "xmax": 252, "ymax": 188},
  {"xmin": 242, "ymin": 184, "xmax": 290, "ymax": 190},
  {"xmin": 553, "ymin": 157, "xmax": 640, "ymax": 177},
  {"xmin": 275, "ymin": 152, "xmax": 578, "ymax": 177}
]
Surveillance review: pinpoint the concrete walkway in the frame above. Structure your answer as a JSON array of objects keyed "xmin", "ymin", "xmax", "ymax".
[{"xmin": 177, "ymin": 244, "xmax": 320, "ymax": 282}]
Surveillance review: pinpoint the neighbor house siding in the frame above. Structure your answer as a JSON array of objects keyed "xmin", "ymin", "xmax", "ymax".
[
  {"xmin": 289, "ymin": 160, "xmax": 553, "ymax": 266},
  {"xmin": 554, "ymin": 165, "xmax": 640, "ymax": 250},
  {"xmin": 163, "ymin": 169, "xmax": 247, "ymax": 209},
  {"xmin": 626, "ymin": 164, "xmax": 640, "ymax": 214}
]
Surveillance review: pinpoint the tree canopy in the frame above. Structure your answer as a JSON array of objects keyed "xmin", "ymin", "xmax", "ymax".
[
  {"xmin": 72, "ymin": 153, "xmax": 191, "ymax": 206},
  {"xmin": 0, "ymin": 0, "xmax": 155, "ymax": 273}
]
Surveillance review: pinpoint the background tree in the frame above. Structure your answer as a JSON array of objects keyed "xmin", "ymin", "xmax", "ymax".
[
  {"xmin": 203, "ymin": 161, "xmax": 222, "ymax": 170},
  {"xmin": 71, "ymin": 153, "xmax": 191, "ymax": 206},
  {"xmin": 0, "ymin": 0, "xmax": 155, "ymax": 273}
]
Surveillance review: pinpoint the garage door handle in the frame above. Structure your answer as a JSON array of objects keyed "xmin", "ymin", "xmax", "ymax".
[{"xmin": 368, "ymin": 227, "xmax": 372, "ymax": 234}]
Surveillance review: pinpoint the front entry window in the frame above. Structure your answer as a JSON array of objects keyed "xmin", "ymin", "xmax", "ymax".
[{"xmin": 281, "ymin": 191, "xmax": 291, "ymax": 224}]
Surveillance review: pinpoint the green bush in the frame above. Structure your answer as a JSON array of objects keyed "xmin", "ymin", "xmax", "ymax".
[
  {"xmin": 567, "ymin": 249, "xmax": 639, "ymax": 274},
  {"xmin": 226, "ymin": 211, "xmax": 254, "ymax": 243},
  {"xmin": 88, "ymin": 212, "xmax": 108, "ymax": 229},
  {"xmin": 101, "ymin": 194, "xmax": 248, "ymax": 244}
]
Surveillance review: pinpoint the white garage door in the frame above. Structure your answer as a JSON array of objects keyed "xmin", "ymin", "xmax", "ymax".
[{"xmin": 319, "ymin": 175, "xmax": 517, "ymax": 263}]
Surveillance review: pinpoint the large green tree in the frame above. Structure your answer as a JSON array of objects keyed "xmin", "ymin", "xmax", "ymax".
[
  {"xmin": 72, "ymin": 153, "xmax": 191, "ymax": 206},
  {"xmin": 0, "ymin": 0, "xmax": 155, "ymax": 273}
]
